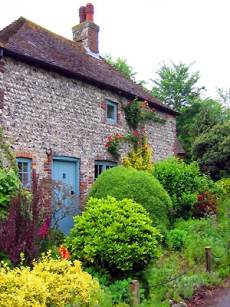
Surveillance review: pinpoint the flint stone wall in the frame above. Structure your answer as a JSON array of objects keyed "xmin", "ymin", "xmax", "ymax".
[{"xmin": 0, "ymin": 57, "xmax": 176, "ymax": 199}]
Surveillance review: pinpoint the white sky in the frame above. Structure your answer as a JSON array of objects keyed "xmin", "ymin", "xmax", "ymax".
[{"xmin": 1, "ymin": 0, "xmax": 230, "ymax": 98}]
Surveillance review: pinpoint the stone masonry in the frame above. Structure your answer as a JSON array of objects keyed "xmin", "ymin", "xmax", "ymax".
[{"xmin": 0, "ymin": 57, "xmax": 176, "ymax": 202}]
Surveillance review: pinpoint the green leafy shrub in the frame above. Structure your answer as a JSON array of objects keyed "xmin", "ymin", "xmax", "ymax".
[
  {"xmin": 0, "ymin": 168, "xmax": 20, "ymax": 219},
  {"xmin": 144, "ymin": 252, "xmax": 224, "ymax": 305},
  {"xmin": 66, "ymin": 196, "xmax": 162, "ymax": 275},
  {"xmin": 175, "ymin": 218, "xmax": 229, "ymax": 267},
  {"xmin": 108, "ymin": 278, "xmax": 131, "ymax": 305},
  {"xmin": 218, "ymin": 198, "xmax": 230, "ymax": 222},
  {"xmin": 167, "ymin": 229, "xmax": 187, "ymax": 251},
  {"xmin": 144, "ymin": 253, "xmax": 184, "ymax": 304},
  {"xmin": 152, "ymin": 157, "xmax": 214, "ymax": 219},
  {"xmin": 89, "ymin": 166, "xmax": 172, "ymax": 232},
  {"xmin": 84, "ymin": 266, "xmax": 110, "ymax": 287},
  {"xmin": 216, "ymin": 178, "xmax": 230, "ymax": 199}
]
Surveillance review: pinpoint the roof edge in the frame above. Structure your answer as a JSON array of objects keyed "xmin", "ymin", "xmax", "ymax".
[{"xmin": 2, "ymin": 47, "xmax": 178, "ymax": 115}]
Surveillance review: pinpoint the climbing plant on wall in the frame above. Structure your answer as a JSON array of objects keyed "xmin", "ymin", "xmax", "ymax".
[
  {"xmin": 105, "ymin": 99, "xmax": 166, "ymax": 171},
  {"xmin": 124, "ymin": 99, "xmax": 165, "ymax": 129},
  {"xmin": 0, "ymin": 128, "xmax": 17, "ymax": 170}
]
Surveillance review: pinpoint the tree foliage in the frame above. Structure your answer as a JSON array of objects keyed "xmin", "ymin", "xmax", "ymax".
[
  {"xmin": 104, "ymin": 54, "xmax": 146, "ymax": 86},
  {"xmin": 177, "ymin": 99, "xmax": 227, "ymax": 159},
  {"xmin": 151, "ymin": 62, "xmax": 205, "ymax": 111},
  {"xmin": 217, "ymin": 87, "xmax": 230, "ymax": 108},
  {"xmin": 104, "ymin": 54, "xmax": 137, "ymax": 80},
  {"xmin": 192, "ymin": 121, "xmax": 230, "ymax": 180}
]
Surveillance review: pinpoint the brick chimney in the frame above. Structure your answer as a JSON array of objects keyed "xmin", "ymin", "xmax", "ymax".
[{"xmin": 72, "ymin": 3, "xmax": 99, "ymax": 56}]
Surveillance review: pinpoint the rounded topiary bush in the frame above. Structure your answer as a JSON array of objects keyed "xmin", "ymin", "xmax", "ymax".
[
  {"xmin": 66, "ymin": 196, "xmax": 162, "ymax": 274},
  {"xmin": 89, "ymin": 166, "xmax": 172, "ymax": 232}
]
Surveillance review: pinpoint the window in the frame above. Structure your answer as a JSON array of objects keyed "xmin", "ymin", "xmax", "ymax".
[
  {"xmin": 95, "ymin": 161, "xmax": 116, "ymax": 180},
  {"xmin": 106, "ymin": 100, "xmax": 117, "ymax": 124},
  {"xmin": 16, "ymin": 158, "xmax": 31, "ymax": 188}
]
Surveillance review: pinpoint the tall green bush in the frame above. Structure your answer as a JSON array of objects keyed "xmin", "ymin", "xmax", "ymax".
[
  {"xmin": 152, "ymin": 157, "xmax": 215, "ymax": 219},
  {"xmin": 89, "ymin": 166, "xmax": 172, "ymax": 232},
  {"xmin": 66, "ymin": 196, "xmax": 162, "ymax": 275}
]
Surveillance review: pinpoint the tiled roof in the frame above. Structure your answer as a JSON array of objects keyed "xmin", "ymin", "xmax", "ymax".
[{"xmin": 0, "ymin": 17, "xmax": 177, "ymax": 115}]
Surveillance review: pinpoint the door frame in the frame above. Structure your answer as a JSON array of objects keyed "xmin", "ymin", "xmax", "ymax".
[{"xmin": 52, "ymin": 156, "xmax": 80, "ymax": 196}]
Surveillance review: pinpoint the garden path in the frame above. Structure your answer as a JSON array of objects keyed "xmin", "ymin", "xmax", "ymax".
[{"xmin": 187, "ymin": 279, "xmax": 230, "ymax": 307}]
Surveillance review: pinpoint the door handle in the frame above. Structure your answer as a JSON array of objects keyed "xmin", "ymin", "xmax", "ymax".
[{"xmin": 71, "ymin": 190, "xmax": 75, "ymax": 195}]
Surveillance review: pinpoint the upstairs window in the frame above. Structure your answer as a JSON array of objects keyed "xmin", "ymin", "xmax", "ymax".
[
  {"xmin": 16, "ymin": 158, "xmax": 31, "ymax": 188},
  {"xmin": 95, "ymin": 161, "xmax": 116, "ymax": 180},
  {"xmin": 106, "ymin": 100, "xmax": 117, "ymax": 124}
]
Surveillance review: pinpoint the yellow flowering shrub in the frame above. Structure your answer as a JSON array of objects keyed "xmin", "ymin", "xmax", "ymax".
[
  {"xmin": 122, "ymin": 143, "xmax": 153, "ymax": 172},
  {"xmin": 0, "ymin": 254, "xmax": 105, "ymax": 307}
]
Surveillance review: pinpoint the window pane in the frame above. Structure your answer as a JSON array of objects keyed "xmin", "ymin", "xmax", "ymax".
[
  {"xmin": 18, "ymin": 172, "xmax": 23, "ymax": 182},
  {"xmin": 95, "ymin": 165, "xmax": 99, "ymax": 179},
  {"xmin": 98, "ymin": 165, "xmax": 103, "ymax": 175},
  {"xmin": 18, "ymin": 162, "xmax": 22, "ymax": 171},
  {"xmin": 22, "ymin": 173, "xmax": 29, "ymax": 187},
  {"xmin": 107, "ymin": 104, "xmax": 115, "ymax": 120},
  {"xmin": 16, "ymin": 159, "xmax": 31, "ymax": 188},
  {"xmin": 95, "ymin": 162, "xmax": 116, "ymax": 180},
  {"xmin": 22, "ymin": 162, "xmax": 28, "ymax": 172}
]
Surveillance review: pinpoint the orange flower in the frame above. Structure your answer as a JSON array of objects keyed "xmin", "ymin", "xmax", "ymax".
[{"xmin": 59, "ymin": 246, "xmax": 70, "ymax": 260}]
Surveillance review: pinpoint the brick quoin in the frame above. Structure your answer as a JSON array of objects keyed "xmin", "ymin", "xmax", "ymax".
[{"xmin": 44, "ymin": 149, "xmax": 53, "ymax": 180}]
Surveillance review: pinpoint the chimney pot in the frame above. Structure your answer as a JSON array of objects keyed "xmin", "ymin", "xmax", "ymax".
[
  {"xmin": 72, "ymin": 3, "xmax": 99, "ymax": 56},
  {"xmin": 86, "ymin": 3, "xmax": 94, "ymax": 22},
  {"xmin": 79, "ymin": 6, "xmax": 86, "ymax": 23}
]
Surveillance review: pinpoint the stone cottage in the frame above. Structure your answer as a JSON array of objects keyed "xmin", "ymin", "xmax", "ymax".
[{"xmin": 0, "ymin": 4, "xmax": 183, "ymax": 232}]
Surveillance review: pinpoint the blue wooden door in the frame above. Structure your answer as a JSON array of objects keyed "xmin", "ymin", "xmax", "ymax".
[{"xmin": 52, "ymin": 158, "xmax": 80, "ymax": 234}]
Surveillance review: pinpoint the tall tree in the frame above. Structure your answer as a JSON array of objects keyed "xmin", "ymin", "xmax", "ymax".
[
  {"xmin": 177, "ymin": 99, "xmax": 226, "ymax": 159},
  {"xmin": 192, "ymin": 121, "xmax": 230, "ymax": 180},
  {"xmin": 151, "ymin": 62, "xmax": 205, "ymax": 111},
  {"xmin": 104, "ymin": 54, "xmax": 146, "ymax": 87},
  {"xmin": 217, "ymin": 87, "xmax": 230, "ymax": 108},
  {"xmin": 104, "ymin": 54, "xmax": 137, "ymax": 80}
]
